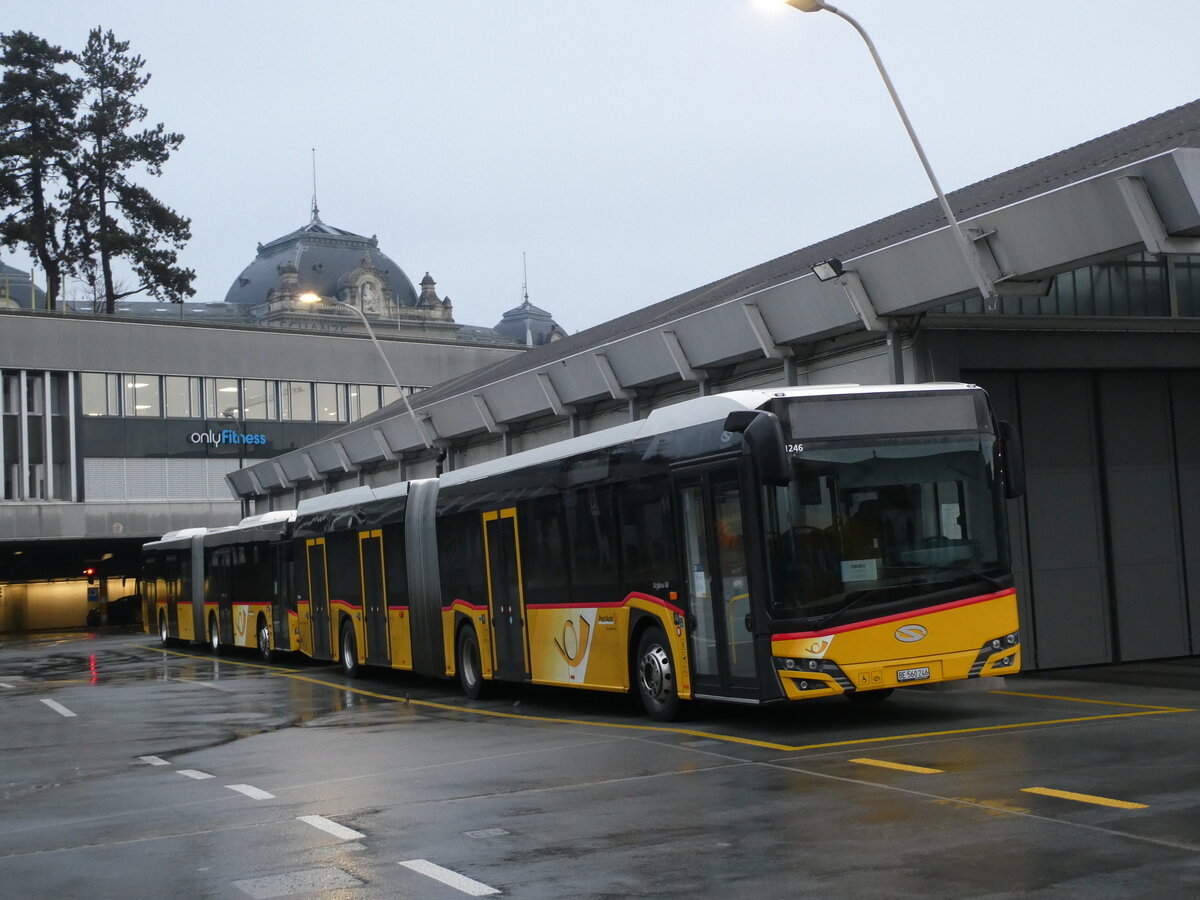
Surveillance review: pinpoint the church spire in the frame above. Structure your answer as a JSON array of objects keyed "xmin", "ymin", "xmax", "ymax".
[{"xmin": 309, "ymin": 147, "xmax": 321, "ymax": 222}]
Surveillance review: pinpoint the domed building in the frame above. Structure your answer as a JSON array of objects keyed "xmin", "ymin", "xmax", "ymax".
[
  {"xmin": 493, "ymin": 297, "xmax": 568, "ymax": 347},
  {"xmin": 224, "ymin": 207, "xmax": 456, "ymax": 335}
]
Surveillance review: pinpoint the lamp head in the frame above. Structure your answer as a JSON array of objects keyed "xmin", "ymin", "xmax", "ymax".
[
  {"xmin": 298, "ymin": 291, "xmax": 322, "ymax": 305},
  {"xmin": 784, "ymin": 0, "xmax": 826, "ymax": 11},
  {"xmin": 811, "ymin": 258, "xmax": 844, "ymax": 282}
]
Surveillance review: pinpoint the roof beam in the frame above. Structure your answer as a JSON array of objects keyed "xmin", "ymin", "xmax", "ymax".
[
  {"xmin": 332, "ymin": 441, "xmax": 353, "ymax": 473},
  {"xmin": 371, "ymin": 426, "xmax": 396, "ymax": 461},
  {"xmin": 473, "ymin": 394, "xmax": 506, "ymax": 433},
  {"xmin": 1116, "ymin": 175, "xmax": 1200, "ymax": 255},
  {"xmin": 593, "ymin": 353, "xmax": 632, "ymax": 400},
  {"xmin": 536, "ymin": 371, "xmax": 568, "ymax": 417},
  {"xmin": 661, "ymin": 330, "xmax": 701, "ymax": 383},
  {"xmin": 741, "ymin": 302, "xmax": 792, "ymax": 358}
]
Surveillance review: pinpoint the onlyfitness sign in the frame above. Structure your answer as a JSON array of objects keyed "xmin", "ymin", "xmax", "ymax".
[{"xmin": 189, "ymin": 429, "xmax": 269, "ymax": 446}]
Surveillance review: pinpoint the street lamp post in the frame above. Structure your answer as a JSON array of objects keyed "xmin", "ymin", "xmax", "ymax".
[
  {"xmin": 783, "ymin": 0, "xmax": 996, "ymax": 305},
  {"xmin": 298, "ymin": 292, "xmax": 433, "ymax": 450}
]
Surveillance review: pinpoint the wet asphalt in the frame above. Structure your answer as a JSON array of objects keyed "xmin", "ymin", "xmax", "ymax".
[{"xmin": 1, "ymin": 631, "xmax": 1198, "ymax": 898}]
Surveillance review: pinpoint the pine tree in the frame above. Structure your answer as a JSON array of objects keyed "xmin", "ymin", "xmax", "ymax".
[
  {"xmin": 73, "ymin": 28, "xmax": 193, "ymax": 312},
  {"xmin": 0, "ymin": 31, "xmax": 80, "ymax": 311}
]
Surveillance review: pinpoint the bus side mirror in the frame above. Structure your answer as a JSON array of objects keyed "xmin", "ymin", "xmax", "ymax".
[
  {"xmin": 998, "ymin": 420, "xmax": 1025, "ymax": 499},
  {"xmin": 723, "ymin": 410, "xmax": 791, "ymax": 486}
]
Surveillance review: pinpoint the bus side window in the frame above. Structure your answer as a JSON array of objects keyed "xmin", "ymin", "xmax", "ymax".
[{"xmin": 617, "ymin": 478, "xmax": 674, "ymax": 595}]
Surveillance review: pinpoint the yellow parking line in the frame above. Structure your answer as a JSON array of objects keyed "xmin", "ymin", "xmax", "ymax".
[
  {"xmin": 993, "ymin": 690, "xmax": 1192, "ymax": 712},
  {"xmin": 850, "ymin": 757, "xmax": 943, "ymax": 774},
  {"xmin": 1022, "ymin": 786, "xmax": 1148, "ymax": 810},
  {"xmin": 138, "ymin": 644, "xmax": 1193, "ymax": 754}
]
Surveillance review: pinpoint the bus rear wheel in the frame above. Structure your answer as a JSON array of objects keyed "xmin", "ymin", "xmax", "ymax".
[
  {"xmin": 456, "ymin": 626, "xmax": 485, "ymax": 700},
  {"xmin": 340, "ymin": 620, "xmax": 361, "ymax": 678},
  {"xmin": 159, "ymin": 612, "xmax": 170, "ymax": 647},
  {"xmin": 635, "ymin": 627, "xmax": 681, "ymax": 721},
  {"xmin": 257, "ymin": 616, "xmax": 272, "ymax": 663},
  {"xmin": 208, "ymin": 614, "xmax": 221, "ymax": 654}
]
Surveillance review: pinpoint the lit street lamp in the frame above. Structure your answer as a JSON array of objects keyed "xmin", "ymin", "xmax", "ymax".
[
  {"xmin": 298, "ymin": 292, "xmax": 433, "ymax": 450},
  {"xmin": 782, "ymin": 0, "xmax": 996, "ymax": 306}
]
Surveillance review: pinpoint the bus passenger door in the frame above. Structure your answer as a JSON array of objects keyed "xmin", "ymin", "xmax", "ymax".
[
  {"xmin": 483, "ymin": 508, "xmax": 529, "ymax": 681},
  {"xmin": 359, "ymin": 529, "xmax": 390, "ymax": 666},
  {"xmin": 306, "ymin": 538, "xmax": 332, "ymax": 658},
  {"xmin": 675, "ymin": 466, "xmax": 760, "ymax": 700}
]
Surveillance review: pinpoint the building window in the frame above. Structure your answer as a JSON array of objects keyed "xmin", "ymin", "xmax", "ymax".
[
  {"xmin": 349, "ymin": 385, "xmax": 381, "ymax": 421},
  {"xmin": 124, "ymin": 375, "xmax": 161, "ymax": 417},
  {"xmin": 25, "ymin": 373, "xmax": 44, "ymax": 414},
  {"xmin": 2, "ymin": 372, "xmax": 20, "ymax": 414},
  {"xmin": 205, "ymin": 377, "xmax": 241, "ymax": 419},
  {"xmin": 81, "ymin": 373, "xmax": 121, "ymax": 416},
  {"xmin": 315, "ymin": 382, "xmax": 346, "ymax": 422},
  {"xmin": 164, "ymin": 376, "xmax": 202, "ymax": 418},
  {"xmin": 280, "ymin": 381, "xmax": 313, "ymax": 421},
  {"xmin": 243, "ymin": 380, "xmax": 278, "ymax": 421}
]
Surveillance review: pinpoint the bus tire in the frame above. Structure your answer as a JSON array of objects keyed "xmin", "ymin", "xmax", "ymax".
[
  {"xmin": 340, "ymin": 620, "xmax": 361, "ymax": 678},
  {"xmin": 848, "ymin": 688, "xmax": 894, "ymax": 703},
  {"xmin": 635, "ymin": 626, "xmax": 681, "ymax": 722},
  {"xmin": 257, "ymin": 615, "xmax": 273, "ymax": 664},
  {"xmin": 159, "ymin": 612, "xmax": 170, "ymax": 647},
  {"xmin": 208, "ymin": 614, "xmax": 221, "ymax": 654},
  {"xmin": 457, "ymin": 626, "xmax": 486, "ymax": 700}
]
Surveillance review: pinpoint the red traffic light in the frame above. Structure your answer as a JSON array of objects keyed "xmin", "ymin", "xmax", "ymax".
[{"xmin": 84, "ymin": 567, "xmax": 96, "ymax": 584}]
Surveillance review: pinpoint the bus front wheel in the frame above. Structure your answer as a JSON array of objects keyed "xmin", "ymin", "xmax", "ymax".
[
  {"xmin": 635, "ymin": 627, "xmax": 681, "ymax": 721},
  {"xmin": 340, "ymin": 620, "xmax": 361, "ymax": 678},
  {"xmin": 457, "ymin": 626, "xmax": 485, "ymax": 700}
]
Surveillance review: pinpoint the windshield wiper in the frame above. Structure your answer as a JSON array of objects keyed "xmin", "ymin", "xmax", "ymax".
[
  {"xmin": 887, "ymin": 564, "xmax": 1005, "ymax": 591},
  {"xmin": 813, "ymin": 587, "xmax": 891, "ymax": 631}
]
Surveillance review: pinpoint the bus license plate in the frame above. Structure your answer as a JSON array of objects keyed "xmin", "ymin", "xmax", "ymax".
[{"xmin": 896, "ymin": 666, "xmax": 931, "ymax": 683}]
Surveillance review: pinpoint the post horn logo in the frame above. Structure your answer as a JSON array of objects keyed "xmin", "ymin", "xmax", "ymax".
[
  {"xmin": 554, "ymin": 616, "xmax": 590, "ymax": 666},
  {"xmin": 895, "ymin": 624, "xmax": 928, "ymax": 643}
]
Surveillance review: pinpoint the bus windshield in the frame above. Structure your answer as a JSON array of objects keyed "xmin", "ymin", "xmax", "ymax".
[{"xmin": 762, "ymin": 433, "xmax": 1009, "ymax": 624}]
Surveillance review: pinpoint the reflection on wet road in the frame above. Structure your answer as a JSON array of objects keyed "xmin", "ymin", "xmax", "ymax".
[{"xmin": 1, "ymin": 633, "xmax": 1198, "ymax": 898}]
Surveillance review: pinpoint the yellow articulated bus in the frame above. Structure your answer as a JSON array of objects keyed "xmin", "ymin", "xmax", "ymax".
[
  {"xmin": 146, "ymin": 384, "xmax": 1024, "ymax": 721},
  {"xmin": 143, "ymin": 511, "xmax": 297, "ymax": 662}
]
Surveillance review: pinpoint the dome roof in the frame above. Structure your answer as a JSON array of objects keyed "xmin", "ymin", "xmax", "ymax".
[
  {"xmin": 0, "ymin": 259, "xmax": 49, "ymax": 310},
  {"xmin": 224, "ymin": 215, "xmax": 419, "ymax": 308},
  {"xmin": 494, "ymin": 299, "xmax": 565, "ymax": 346}
]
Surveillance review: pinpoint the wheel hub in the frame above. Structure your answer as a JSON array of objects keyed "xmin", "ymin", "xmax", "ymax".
[{"xmin": 640, "ymin": 644, "xmax": 672, "ymax": 701}]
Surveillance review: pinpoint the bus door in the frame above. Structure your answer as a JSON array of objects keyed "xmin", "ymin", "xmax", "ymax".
[
  {"xmin": 358, "ymin": 530, "xmax": 390, "ymax": 665},
  {"xmin": 674, "ymin": 465, "xmax": 760, "ymax": 700},
  {"xmin": 212, "ymin": 548, "xmax": 233, "ymax": 643},
  {"xmin": 269, "ymin": 541, "xmax": 293, "ymax": 651},
  {"xmin": 165, "ymin": 553, "xmax": 180, "ymax": 635},
  {"xmin": 306, "ymin": 538, "xmax": 332, "ymax": 657},
  {"xmin": 483, "ymin": 508, "xmax": 529, "ymax": 681}
]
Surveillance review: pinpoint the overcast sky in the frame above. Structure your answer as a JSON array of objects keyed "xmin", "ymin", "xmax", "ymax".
[{"xmin": 7, "ymin": 1, "xmax": 1199, "ymax": 334}]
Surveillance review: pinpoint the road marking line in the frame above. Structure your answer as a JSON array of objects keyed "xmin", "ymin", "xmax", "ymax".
[
  {"xmin": 227, "ymin": 784, "xmax": 275, "ymax": 800},
  {"xmin": 298, "ymin": 815, "xmax": 364, "ymax": 841},
  {"xmin": 138, "ymin": 755, "xmax": 170, "ymax": 766},
  {"xmin": 399, "ymin": 859, "xmax": 500, "ymax": 897},
  {"xmin": 40, "ymin": 698, "xmax": 76, "ymax": 718},
  {"xmin": 177, "ymin": 769, "xmax": 215, "ymax": 780},
  {"xmin": 0, "ymin": 682, "xmax": 14, "ymax": 688},
  {"xmin": 851, "ymin": 757, "xmax": 943, "ymax": 774},
  {"xmin": 1022, "ymin": 786, "xmax": 1148, "ymax": 810}
]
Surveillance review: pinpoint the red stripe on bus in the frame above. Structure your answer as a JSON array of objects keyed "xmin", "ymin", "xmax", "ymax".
[
  {"xmin": 771, "ymin": 588, "xmax": 1017, "ymax": 642},
  {"xmin": 526, "ymin": 592, "xmax": 685, "ymax": 618}
]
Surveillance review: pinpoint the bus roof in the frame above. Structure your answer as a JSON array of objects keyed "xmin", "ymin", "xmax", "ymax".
[{"xmin": 294, "ymin": 383, "xmax": 983, "ymax": 520}]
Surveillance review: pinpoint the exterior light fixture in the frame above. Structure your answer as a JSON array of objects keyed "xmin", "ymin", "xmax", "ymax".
[
  {"xmin": 811, "ymin": 258, "xmax": 844, "ymax": 282},
  {"xmin": 298, "ymin": 291, "xmax": 432, "ymax": 449}
]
